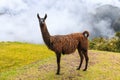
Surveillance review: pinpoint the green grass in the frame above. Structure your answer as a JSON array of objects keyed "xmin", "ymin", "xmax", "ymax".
[
  {"xmin": 81, "ymin": 50, "xmax": 120, "ymax": 80},
  {"xmin": 0, "ymin": 42, "xmax": 54, "ymax": 79},
  {"xmin": 0, "ymin": 42, "xmax": 120, "ymax": 80}
]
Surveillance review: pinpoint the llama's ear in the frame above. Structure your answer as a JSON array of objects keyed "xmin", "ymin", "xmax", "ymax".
[
  {"xmin": 37, "ymin": 13, "xmax": 40, "ymax": 20},
  {"xmin": 44, "ymin": 14, "xmax": 47, "ymax": 21}
]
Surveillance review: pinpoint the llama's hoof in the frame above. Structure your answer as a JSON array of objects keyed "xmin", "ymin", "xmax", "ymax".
[
  {"xmin": 83, "ymin": 69, "xmax": 87, "ymax": 71},
  {"xmin": 76, "ymin": 68, "xmax": 80, "ymax": 70},
  {"xmin": 56, "ymin": 72, "xmax": 60, "ymax": 75}
]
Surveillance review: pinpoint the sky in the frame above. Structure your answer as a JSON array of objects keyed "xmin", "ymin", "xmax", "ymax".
[{"xmin": 0, "ymin": 0, "xmax": 120, "ymax": 43}]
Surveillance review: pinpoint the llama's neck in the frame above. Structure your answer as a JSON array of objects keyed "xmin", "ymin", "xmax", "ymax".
[{"xmin": 40, "ymin": 23, "xmax": 51, "ymax": 46}]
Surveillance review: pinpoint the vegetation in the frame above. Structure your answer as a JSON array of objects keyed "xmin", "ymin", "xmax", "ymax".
[
  {"xmin": 0, "ymin": 42, "xmax": 54, "ymax": 79},
  {"xmin": 89, "ymin": 32, "xmax": 120, "ymax": 52},
  {"xmin": 0, "ymin": 42, "xmax": 120, "ymax": 80}
]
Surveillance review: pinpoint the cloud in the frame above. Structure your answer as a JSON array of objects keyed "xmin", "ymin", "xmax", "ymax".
[{"xmin": 0, "ymin": 0, "xmax": 120, "ymax": 43}]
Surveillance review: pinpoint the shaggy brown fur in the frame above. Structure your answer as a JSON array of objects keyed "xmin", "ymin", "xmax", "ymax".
[{"xmin": 37, "ymin": 13, "xmax": 89, "ymax": 75}]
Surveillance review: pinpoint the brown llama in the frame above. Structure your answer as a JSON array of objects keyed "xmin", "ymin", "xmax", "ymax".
[{"xmin": 37, "ymin": 13, "xmax": 89, "ymax": 75}]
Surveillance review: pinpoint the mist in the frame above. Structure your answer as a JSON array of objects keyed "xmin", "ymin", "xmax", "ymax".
[{"xmin": 0, "ymin": 0, "xmax": 120, "ymax": 43}]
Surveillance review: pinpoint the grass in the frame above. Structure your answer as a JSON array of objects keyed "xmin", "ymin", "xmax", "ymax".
[
  {"xmin": 81, "ymin": 50, "xmax": 120, "ymax": 80},
  {"xmin": 0, "ymin": 42, "xmax": 120, "ymax": 80},
  {"xmin": 0, "ymin": 42, "xmax": 54, "ymax": 80}
]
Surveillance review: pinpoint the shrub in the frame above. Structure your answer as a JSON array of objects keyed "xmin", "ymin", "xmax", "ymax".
[{"xmin": 89, "ymin": 32, "xmax": 120, "ymax": 52}]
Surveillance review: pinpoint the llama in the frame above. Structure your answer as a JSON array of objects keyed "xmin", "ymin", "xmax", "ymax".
[{"xmin": 37, "ymin": 13, "xmax": 89, "ymax": 75}]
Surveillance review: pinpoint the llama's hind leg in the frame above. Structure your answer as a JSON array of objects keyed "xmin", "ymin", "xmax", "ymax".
[
  {"xmin": 77, "ymin": 49, "xmax": 84, "ymax": 70},
  {"xmin": 82, "ymin": 50, "xmax": 89, "ymax": 71},
  {"xmin": 56, "ymin": 53, "xmax": 61, "ymax": 75}
]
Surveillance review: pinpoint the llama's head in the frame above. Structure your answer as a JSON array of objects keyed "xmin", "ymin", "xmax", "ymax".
[{"xmin": 37, "ymin": 13, "xmax": 47, "ymax": 25}]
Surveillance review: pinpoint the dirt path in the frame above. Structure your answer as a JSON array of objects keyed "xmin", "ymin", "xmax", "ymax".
[{"xmin": 14, "ymin": 51, "xmax": 100, "ymax": 80}]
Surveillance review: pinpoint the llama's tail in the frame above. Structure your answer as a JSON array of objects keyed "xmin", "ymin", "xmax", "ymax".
[{"xmin": 83, "ymin": 31, "xmax": 89, "ymax": 38}]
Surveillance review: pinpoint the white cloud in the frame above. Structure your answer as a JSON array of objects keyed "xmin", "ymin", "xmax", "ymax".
[{"xmin": 0, "ymin": 0, "xmax": 120, "ymax": 43}]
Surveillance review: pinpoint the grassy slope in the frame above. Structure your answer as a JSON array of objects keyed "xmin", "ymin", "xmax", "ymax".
[
  {"xmin": 0, "ymin": 42, "xmax": 120, "ymax": 80},
  {"xmin": 0, "ymin": 42, "xmax": 54, "ymax": 80}
]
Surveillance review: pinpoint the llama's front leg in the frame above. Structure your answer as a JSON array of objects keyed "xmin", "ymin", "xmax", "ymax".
[
  {"xmin": 77, "ymin": 49, "xmax": 84, "ymax": 70},
  {"xmin": 56, "ymin": 53, "xmax": 61, "ymax": 75},
  {"xmin": 83, "ymin": 50, "xmax": 89, "ymax": 71}
]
